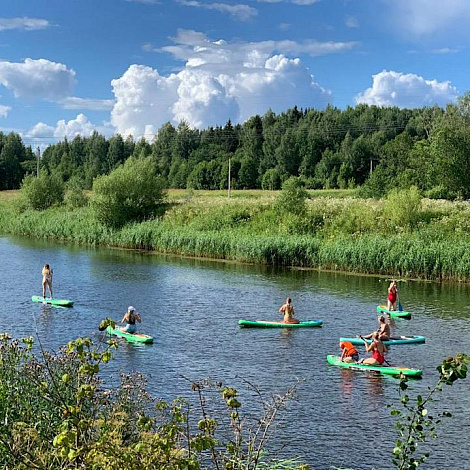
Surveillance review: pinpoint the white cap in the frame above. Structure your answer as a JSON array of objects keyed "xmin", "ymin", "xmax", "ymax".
[{"xmin": 128, "ymin": 306, "xmax": 135, "ymax": 312}]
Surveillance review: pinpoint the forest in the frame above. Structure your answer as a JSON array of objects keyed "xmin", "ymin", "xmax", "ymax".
[{"xmin": 1, "ymin": 92, "xmax": 470, "ymax": 199}]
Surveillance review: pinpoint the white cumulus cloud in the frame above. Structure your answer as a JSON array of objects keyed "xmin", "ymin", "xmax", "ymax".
[
  {"xmin": 111, "ymin": 30, "xmax": 338, "ymax": 138},
  {"xmin": 355, "ymin": 70, "xmax": 459, "ymax": 108},
  {"xmin": 25, "ymin": 114, "xmax": 114, "ymax": 142},
  {"xmin": 0, "ymin": 58, "xmax": 76, "ymax": 100}
]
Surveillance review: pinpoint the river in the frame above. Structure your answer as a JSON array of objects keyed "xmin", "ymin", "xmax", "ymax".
[{"xmin": 1, "ymin": 236, "xmax": 469, "ymax": 469}]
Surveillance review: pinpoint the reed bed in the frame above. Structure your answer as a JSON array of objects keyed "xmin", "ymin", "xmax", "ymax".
[{"xmin": 2, "ymin": 192, "xmax": 470, "ymax": 281}]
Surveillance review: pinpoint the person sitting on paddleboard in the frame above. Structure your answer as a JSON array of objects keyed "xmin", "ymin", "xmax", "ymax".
[
  {"xmin": 387, "ymin": 280, "xmax": 398, "ymax": 311},
  {"xmin": 360, "ymin": 315, "xmax": 391, "ymax": 342},
  {"xmin": 359, "ymin": 332, "xmax": 387, "ymax": 365},
  {"xmin": 279, "ymin": 297, "xmax": 300, "ymax": 324},
  {"xmin": 120, "ymin": 306, "xmax": 141, "ymax": 333},
  {"xmin": 340, "ymin": 341, "xmax": 359, "ymax": 363},
  {"xmin": 42, "ymin": 264, "xmax": 53, "ymax": 299}
]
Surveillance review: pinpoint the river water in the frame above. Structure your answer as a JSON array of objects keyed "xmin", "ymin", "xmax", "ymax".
[{"xmin": 1, "ymin": 236, "xmax": 469, "ymax": 469}]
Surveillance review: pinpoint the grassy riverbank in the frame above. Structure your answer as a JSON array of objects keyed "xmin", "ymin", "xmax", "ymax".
[{"xmin": 2, "ymin": 189, "xmax": 470, "ymax": 281}]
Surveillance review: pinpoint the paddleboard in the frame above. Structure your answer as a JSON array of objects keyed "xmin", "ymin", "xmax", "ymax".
[
  {"xmin": 377, "ymin": 305, "xmax": 411, "ymax": 319},
  {"xmin": 326, "ymin": 355, "xmax": 422, "ymax": 377},
  {"xmin": 106, "ymin": 326, "xmax": 154, "ymax": 344},
  {"xmin": 340, "ymin": 335, "xmax": 426, "ymax": 346},
  {"xmin": 239, "ymin": 319, "xmax": 323, "ymax": 328},
  {"xmin": 32, "ymin": 295, "xmax": 74, "ymax": 307}
]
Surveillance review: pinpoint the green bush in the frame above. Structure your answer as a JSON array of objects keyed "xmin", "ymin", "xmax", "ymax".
[
  {"xmin": 383, "ymin": 186, "xmax": 422, "ymax": 230},
  {"xmin": 21, "ymin": 173, "xmax": 65, "ymax": 210},
  {"xmin": 91, "ymin": 156, "xmax": 167, "ymax": 228},
  {"xmin": 274, "ymin": 177, "xmax": 309, "ymax": 217}
]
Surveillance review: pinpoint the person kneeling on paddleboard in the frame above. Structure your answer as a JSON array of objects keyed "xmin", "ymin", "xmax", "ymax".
[
  {"xmin": 358, "ymin": 332, "xmax": 387, "ymax": 365},
  {"xmin": 340, "ymin": 341, "xmax": 359, "ymax": 363},
  {"xmin": 120, "ymin": 306, "xmax": 141, "ymax": 333}
]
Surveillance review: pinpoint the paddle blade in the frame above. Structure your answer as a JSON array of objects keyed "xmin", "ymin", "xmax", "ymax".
[{"xmin": 398, "ymin": 301, "xmax": 403, "ymax": 311}]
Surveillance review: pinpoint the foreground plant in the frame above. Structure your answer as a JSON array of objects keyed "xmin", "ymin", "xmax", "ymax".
[
  {"xmin": 391, "ymin": 353, "xmax": 469, "ymax": 469},
  {"xmin": 0, "ymin": 329, "xmax": 307, "ymax": 470}
]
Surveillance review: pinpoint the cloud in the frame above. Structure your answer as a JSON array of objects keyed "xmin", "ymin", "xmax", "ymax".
[
  {"xmin": 0, "ymin": 17, "xmax": 51, "ymax": 31},
  {"xmin": 110, "ymin": 30, "xmax": 336, "ymax": 138},
  {"xmin": 0, "ymin": 58, "xmax": 76, "ymax": 100},
  {"xmin": 25, "ymin": 114, "xmax": 114, "ymax": 141},
  {"xmin": 355, "ymin": 70, "xmax": 459, "ymax": 108},
  {"xmin": 160, "ymin": 28, "xmax": 357, "ymax": 61},
  {"xmin": 0, "ymin": 104, "xmax": 10, "ymax": 118},
  {"xmin": 430, "ymin": 48, "xmax": 460, "ymax": 54},
  {"xmin": 384, "ymin": 0, "xmax": 470, "ymax": 37},
  {"xmin": 178, "ymin": 1, "xmax": 257, "ymax": 21},
  {"xmin": 60, "ymin": 96, "xmax": 115, "ymax": 111}
]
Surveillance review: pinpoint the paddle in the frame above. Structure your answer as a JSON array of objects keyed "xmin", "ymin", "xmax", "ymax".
[{"xmin": 397, "ymin": 288, "xmax": 403, "ymax": 311}]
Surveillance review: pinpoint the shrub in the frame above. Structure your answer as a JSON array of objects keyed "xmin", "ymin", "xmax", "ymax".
[
  {"xmin": 91, "ymin": 156, "xmax": 167, "ymax": 228},
  {"xmin": 21, "ymin": 173, "xmax": 65, "ymax": 210},
  {"xmin": 274, "ymin": 177, "xmax": 309, "ymax": 217},
  {"xmin": 383, "ymin": 186, "xmax": 422, "ymax": 230}
]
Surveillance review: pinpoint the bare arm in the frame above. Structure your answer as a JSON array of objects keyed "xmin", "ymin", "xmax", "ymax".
[{"xmin": 135, "ymin": 313, "xmax": 142, "ymax": 323}]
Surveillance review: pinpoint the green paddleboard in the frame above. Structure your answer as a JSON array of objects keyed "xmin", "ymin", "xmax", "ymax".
[
  {"xmin": 340, "ymin": 335, "xmax": 426, "ymax": 346},
  {"xmin": 327, "ymin": 355, "xmax": 422, "ymax": 377},
  {"xmin": 32, "ymin": 295, "xmax": 74, "ymax": 307},
  {"xmin": 377, "ymin": 305, "xmax": 411, "ymax": 319},
  {"xmin": 239, "ymin": 319, "xmax": 323, "ymax": 328},
  {"xmin": 106, "ymin": 326, "xmax": 154, "ymax": 344}
]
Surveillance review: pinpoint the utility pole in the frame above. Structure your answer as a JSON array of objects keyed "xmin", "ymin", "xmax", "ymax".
[
  {"xmin": 36, "ymin": 146, "xmax": 40, "ymax": 177},
  {"xmin": 228, "ymin": 157, "xmax": 231, "ymax": 198}
]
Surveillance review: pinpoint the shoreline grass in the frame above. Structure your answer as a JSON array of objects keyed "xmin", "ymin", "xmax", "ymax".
[{"xmin": 2, "ymin": 189, "xmax": 470, "ymax": 281}]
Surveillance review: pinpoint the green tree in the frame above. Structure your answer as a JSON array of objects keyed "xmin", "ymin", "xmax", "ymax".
[
  {"xmin": 21, "ymin": 173, "xmax": 65, "ymax": 210},
  {"xmin": 274, "ymin": 176, "xmax": 308, "ymax": 217},
  {"xmin": 91, "ymin": 156, "xmax": 166, "ymax": 228}
]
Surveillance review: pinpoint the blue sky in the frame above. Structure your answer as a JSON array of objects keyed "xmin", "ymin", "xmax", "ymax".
[{"xmin": 0, "ymin": 0, "xmax": 469, "ymax": 147}]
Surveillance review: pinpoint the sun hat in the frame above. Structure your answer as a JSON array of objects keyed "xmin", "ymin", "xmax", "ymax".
[{"xmin": 128, "ymin": 306, "xmax": 135, "ymax": 312}]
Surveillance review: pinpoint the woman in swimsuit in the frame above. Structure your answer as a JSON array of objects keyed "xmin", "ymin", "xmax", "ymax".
[
  {"xmin": 42, "ymin": 264, "xmax": 53, "ymax": 299},
  {"xmin": 120, "ymin": 306, "xmax": 142, "ymax": 333},
  {"xmin": 360, "ymin": 332, "xmax": 387, "ymax": 365},
  {"xmin": 387, "ymin": 280, "xmax": 398, "ymax": 311},
  {"xmin": 279, "ymin": 297, "xmax": 300, "ymax": 324},
  {"xmin": 361, "ymin": 315, "xmax": 391, "ymax": 341}
]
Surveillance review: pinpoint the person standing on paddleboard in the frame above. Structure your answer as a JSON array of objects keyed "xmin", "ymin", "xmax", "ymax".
[
  {"xmin": 120, "ymin": 306, "xmax": 141, "ymax": 333},
  {"xmin": 279, "ymin": 297, "xmax": 300, "ymax": 324},
  {"xmin": 387, "ymin": 280, "xmax": 398, "ymax": 311},
  {"xmin": 42, "ymin": 264, "xmax": 53, "ymax": 299}
]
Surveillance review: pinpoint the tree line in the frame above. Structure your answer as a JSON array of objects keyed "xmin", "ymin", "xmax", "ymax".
[{"xmin": 1, "ymin": 92, "xmax": 470, "ymax": 198}]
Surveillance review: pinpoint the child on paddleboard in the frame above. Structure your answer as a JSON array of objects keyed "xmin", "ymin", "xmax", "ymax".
[
  {"xmin": 340, "ymin": 341, "xmax": 359, "ymax": 363},
  {"xmin": 42, "ymin": 264, "xmax": 53, "ymax": 299},
  {"xmin": 120, "ymin": 306, "xmax": 141, "ymax": 333}
]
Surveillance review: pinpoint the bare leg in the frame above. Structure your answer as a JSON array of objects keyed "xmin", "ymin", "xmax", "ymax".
[{"xmin": 42, "ymin": 281, "xmax": 46, "ymax": 298}]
